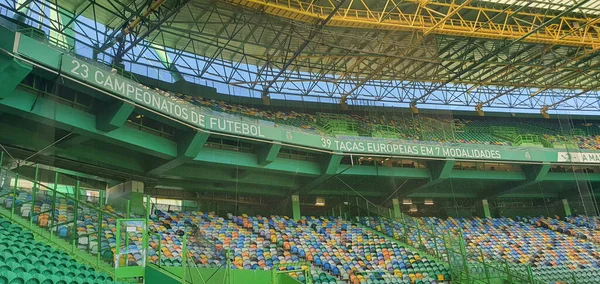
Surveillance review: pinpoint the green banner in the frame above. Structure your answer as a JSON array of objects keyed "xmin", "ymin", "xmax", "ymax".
[{"xmin": 60, "ymin": 55, "xmax": 580, "ymax": 163}]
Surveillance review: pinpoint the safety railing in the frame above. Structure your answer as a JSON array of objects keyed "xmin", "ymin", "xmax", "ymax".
[
  {"xmin": 0, "ymin": 155, "xmax": 130, "ymax": 276},
  {"xmin": 353, "ymin": 199, "xmax": 543, "ymax": 284}
]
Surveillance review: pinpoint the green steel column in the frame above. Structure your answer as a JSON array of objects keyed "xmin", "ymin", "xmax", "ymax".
[
  {"xmin": 30, "ymin": 165, "xmax": 39, "ymax": 228},
  {"xmin": 72, "ymin": 181, "xmax": 80, "ymax": 252},
  {"xmin": 142, "ymin": 219, "xmax": 148, "ymax": 276},
  {"xmin": 441, "ymin": 234, "xmax": 449, "ymax": 263},
  {"xmin": 431, "ymin": 224, "xmax": 439, "ymax": 259},
  {"xmin": 151, "ymin": 43, "xmax": 184, "ymax": 82},
  {"xmin": 50, "ymin": 172, "xmax": 58, "ymax": 240},
  {"xmin": 97, "ymin": 190, "xmax": 104, "ymax": 267},
  {"xmin": 116, "ymin": 220, "xmax": 121, "ymax": 269},
  {"xmin": 145, "ymin": 195, "xmax": 151, "ymax": 266},
  {"xmin": 480, "ymin": 248, "xmax": 491, "ymax": 284},
  {"xmin": 271, "ymin": 267, "xmax": 277, "ymax": 284},
  {"xmin": 291, "ymin": 195, "xmax": 301, "ymax": 221},
  {"xmin": 356, "ymin": 197, "xmax": 360, "ymax": 218},
  {"xmin": 504, "ymin": 260, "xmax": 512, "ymax": 283},
  {"xmin": 527, "ymin": 265, "xmax": 534, "ymax": 283},
  {"xmin": 156, "ymin": 234, "xmax": 162, "ymax": 266},
  {"xmin": 11, "ymin": 173, "xmax": 18, "ymax": 219},
  {"xmin": 48, "ymin": 2, "xmax": 71, "ymax": 49},
  {"xmin": 416, "ymin": 221, "xmax": 423, "ymax": 249},
  {"xmin": 392, "ymin": 198, "xmax": 401, "ymax": 220},
  {"xmin": 401, "ymin": 213, "xmax": 408, "ymax": 243},
  {"xmin": 482, "ymin": 199, "xmax": 491, "ymax": 218},
  {"xmin": 0, "ymin": 151, "xmax": 4, "ymax": 169},
  {"xmin": 458, "ymin": 232, "xmax": 470, "ymax": 280},
  {"xmin": 181, "ymin": 235, "xmax": 187, "ymax": 284},
  {"xmin": 562, "ymin": 199, "xmax": 572, "ymax": 217},
  {"xmin": 227, "ymin": 249, "xmax": 232, "ymax": 284},
  {"xmin": 126, "ymin": 200, "xmax": 131, "ymax": 218}
]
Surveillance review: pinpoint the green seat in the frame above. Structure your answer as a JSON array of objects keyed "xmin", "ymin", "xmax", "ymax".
[
  {"xmin": 0, "ymin": 270, "xmax": 12, "ymax": 284},
  {"xmin": 61, "ymin": 276, "xmax": 77, "ymax": 284},
  {"xmin": 9, "ymin": 263, "xmax": 24, "ymax": 274},
  {"xmin": 18, "ymin": 272, "xmax": 39, "ymax": 284},
  {"xmin": 38, "ymin": 275, "xmax": 52, "ymax": 284},
  {"xmin": 46, "ymin": 275, "xmax": 64, "ymax": 284},
  {"xmin": 50, "ymin": 267, "xmax": 65, "ymax": 277}
]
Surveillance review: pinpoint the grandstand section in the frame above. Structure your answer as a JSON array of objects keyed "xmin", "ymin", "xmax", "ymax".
[{"xmin": 5, "ymin": 0, "xmax": 600, "ymax": 283}]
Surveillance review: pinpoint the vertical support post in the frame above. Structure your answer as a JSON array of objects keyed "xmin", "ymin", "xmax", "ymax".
[
  {"xmin": 401, "ymin": 213, "xmax": 408, "ymax": 243},
  {"xmin": 416, "ymin": 221, "xmax": 424, "ymax": 249},
  {"xmin": 482, "ymin": 199, "xmax": 491, "ymax": 218},
  {"xmin": 30, "ymin": 165, "xmax": 39, "ymax": 228},
  {"xmin": 356, "ymin": 197, "xmax": 360, "ymax": 218},
  {"xmin": 0, "ymin": 151, "xmax": 3, "ymax": 169},
  {"xmin": 157, "ymin": 234, "xmax": 162, "ymax": 266},
  {"xmin": 181, "ymin": 235, "xmax": 187, "ymax": 284},
  {"xmin": 11, "ymin": 173, "xmax": 19, "ymax": 218},
  {"xmin": 142, "ymin": 219, "xmax": 148, "ymax": 271},
  {"xmin": 115, "ymin": 220, "xmax": 121, "ymax": 269},
  {"xmin": 72, "ymin": 181, "xmax": 80, "ymax": 252},
  {"xmin": 458, "ymin": 232, "xmax": 469, "ymax": 280},
  {"xmin": 338, "ymin": 204, "xmax": 342, "ymax": 218},
  {"xmin": 441, "ymin": 234, "xmax": 449, "ymax": 263},
  {"xmin": 392, "ymin": 198, "xmax": 401, "ymax": 220},
  {"xmin": 527, "ymin": 265, "xmax": 534, "ymax": 283},
  {"xmin": 366, "ymin": 200, "xmax": 370, "ymax": 218},
  {"xmin": 126, "ymin": 199, "xmax": 131, "ymax": 218},
  {"xmin": 50, "ymin": 172, "xmax": 58, "ymax": 241},
  {"xmin": 145, "ymin": 195, "xmax": 151, "ymax": 267},
  {"xmin": 504, "ymin": 260, "xmax": 512, "ymax": 283},
  {"xmin": 562, "ymin": 199, "xmax": 572, "ymax": 217},
  {"xmin": 291, "ymin": 195, "xmax": 300, "ymax": 221},
  {"xmin": 480, "ymin": 248, "xmax": 490, "ymax": 283},
  {"xmin": 431, "ymin": 223, "xmax": 439, "ymax": 259},
  {"xmin": 227, "ymin": 249, "xmax": 232, "ymax": 284},
  {"xmin": 97, "ymin": 190, "xmax": 104, "ymax": 267}
]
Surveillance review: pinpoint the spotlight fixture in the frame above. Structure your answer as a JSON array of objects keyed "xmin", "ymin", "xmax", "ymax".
[{"xmin": 315, "ymin": 197, "xmax": 325, "ymax": 206}]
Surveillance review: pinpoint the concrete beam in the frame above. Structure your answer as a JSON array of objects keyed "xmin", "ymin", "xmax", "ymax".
[
  {"xmin": 296, "ymin": 153, "xmax": 343, "ymax": 195},
  {"xmin": 0, "ymin": 55, "xmax": 32, "ymax": 98},
  {"xmin": 404, "ymin": 159, "xmax": 455, "ymax": 197},
  {"xmin": 483, "ymin": 162, "xmax": 551, "ymax": 199},
  {"xmin": 256, "ymin": 142, "xmax": 281, "ymax": 166},
  {"xmin": 96, "ymin": 101, "xmax": 135, "ymax": 132},
  {"xmin": 146, "ymin": 131, "xmax": 209, "ymax": 176}
]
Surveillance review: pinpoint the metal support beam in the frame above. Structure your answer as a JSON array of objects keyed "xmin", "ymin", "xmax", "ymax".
[
  {"xmin": 96, "ymin": 101, "xmax": 135, "ymax": 132},
  {"xmin": 481, "ymin": 162, "xmax": 550, "ymax": 199},
  {"xmin": 411, "ymin": 0, "xmax": 592, "ymax": 107},
  {"xmin": 256, "ymin": 142, "xmax": 282, "ymax": 166},
  {"xmin": 146, "ymin": 131, "xmax": 209, "ymax": 176},
  {"xmin": 113, "ymin": 0, "xmax": 191, "ymax": 65},
  {"xmin": 260, "ymin": 0, "xmax": 348, "ymax": 93},
  {"xmin": 404, "ymin": 159, "xmax": 455, "ymax": 197},
  {"xmin": 0, "ymin": 54, "xmax": 32, "ymax": 98},
  {"xmin": 296, "ymin": 153, "xmax": 343, "ymax": 195}
]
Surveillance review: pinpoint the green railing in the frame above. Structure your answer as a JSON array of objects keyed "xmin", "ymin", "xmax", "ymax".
[
  {"xmin": 353, "ymin": 200, "xmax": 542, "ymax": 284},
  {"xmin": 0, "ymin": 150, "xmax": 161, "ymax": 279},
  {"xmin": 371, "ymin": 124, "xmax": 398, "ymax": 138}
]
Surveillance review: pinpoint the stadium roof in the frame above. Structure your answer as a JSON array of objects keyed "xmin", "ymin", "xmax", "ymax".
[{"xmin": 9, "ymin": 0, "xmax": 600, "ymax": 112}]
